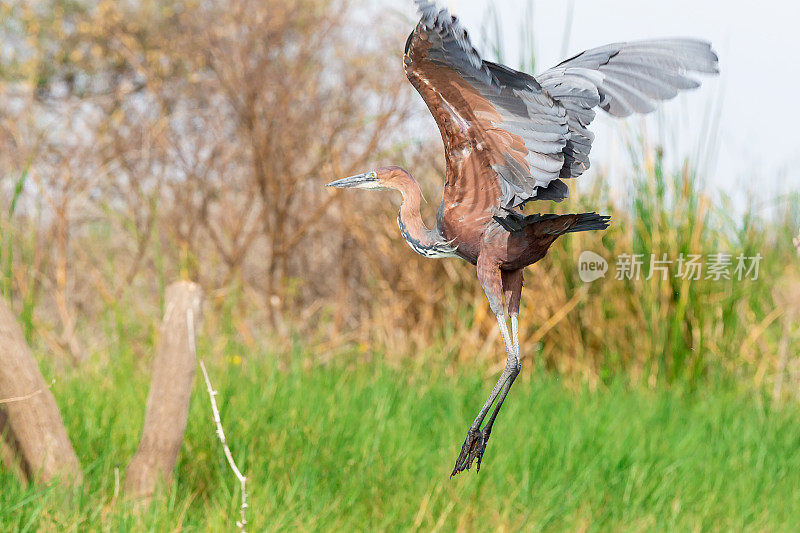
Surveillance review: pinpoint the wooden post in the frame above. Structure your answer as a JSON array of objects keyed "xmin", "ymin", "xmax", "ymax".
[
  {"xmin": 0, "ymin": 298, "xmax": 82, "ymax": 485},
  {"xmin": 125, "ymin": 281, "xmax": 203, "ymax": 500},
  {"xmin": 0, "ymin": 409, "xmax": 28, "ymax": 484}
]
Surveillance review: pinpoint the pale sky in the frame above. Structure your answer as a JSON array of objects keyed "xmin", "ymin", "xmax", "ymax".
[{"xmin": 395, "ymin": 0, "xmax": 800, "ymax": 210}]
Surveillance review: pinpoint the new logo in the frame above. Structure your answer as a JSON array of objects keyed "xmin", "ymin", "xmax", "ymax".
[{"xmin": 578, "ymin": 251, "xmax": 608, "ymax": 283}]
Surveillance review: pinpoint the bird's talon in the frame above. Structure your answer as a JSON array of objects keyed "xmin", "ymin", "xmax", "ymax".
[{"xmin": 451, "ymin": 428, "xmax": 491, "ymax": 477}]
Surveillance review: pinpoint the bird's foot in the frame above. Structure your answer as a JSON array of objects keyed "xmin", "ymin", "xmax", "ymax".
[{"xmin": 450, "ymin": 427, "xmax": 491, "ymax": 477}]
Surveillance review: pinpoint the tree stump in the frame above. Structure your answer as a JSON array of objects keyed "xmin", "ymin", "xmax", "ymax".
[
  {"xmin": 0, "ymin": 298, "xmax": 82, "ymax": 485},
  {"xmin": 125, "ymin": 281, "xmax": 203, "ymax": 500},
  {"xmin": 0, "ymin": 409, "xmax": 28, "ymax": 484}
]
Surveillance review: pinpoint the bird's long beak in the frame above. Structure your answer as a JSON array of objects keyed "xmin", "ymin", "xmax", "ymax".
[{"xmin": 326, "ymin": 173, "xmax": 378, "ymax": 189}]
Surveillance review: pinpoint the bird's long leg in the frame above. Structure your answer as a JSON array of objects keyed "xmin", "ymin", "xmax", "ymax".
[
  {"xmin": 480, "ymin": 272, "xmax": 524, "ymax": 440},
  {"xmin": 511, "ymin": 314, "xmax": 519, "ymax": 354},
  {"xmin": 466, "ymin": 314, "xmax": 518, "ymax": 430},
  {"xmin": 451, "ymin": 266, "xmax": 523, "ymax": 477},
  {"xmin": 481, "ymin": 316, "xmax": 521, "ymax": 440},
  {"xmin": 451, "ymin": 314, "xmax": 519, "ymax": 477}
]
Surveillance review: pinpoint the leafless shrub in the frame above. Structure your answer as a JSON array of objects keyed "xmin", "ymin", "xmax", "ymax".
[{"xmin": 0, "ymin": 0, "xmax": 425, "ymax": 353}]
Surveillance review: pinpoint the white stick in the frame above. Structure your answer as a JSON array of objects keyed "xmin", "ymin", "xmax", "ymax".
[
  {"xmin": 199, "ymin": 361, "xmax": 248, "ymax": 532},
  {"xmin": 0, "ymin": 379, "xmax": 55, "ymax": 405},
  {"xmin": 793, "ymin": 229, "xmax": 800, "ymax": 257}
]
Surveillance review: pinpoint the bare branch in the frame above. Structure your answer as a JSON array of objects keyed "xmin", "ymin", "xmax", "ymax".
[{"xmin": 199, "ymin": 361, "xmax": 248, "ymax": 532}]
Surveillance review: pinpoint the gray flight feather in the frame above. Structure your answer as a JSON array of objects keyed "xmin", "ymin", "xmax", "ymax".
[{"xmin": 538, "ymin": 39, "xmax": 719, "ymax": 181}]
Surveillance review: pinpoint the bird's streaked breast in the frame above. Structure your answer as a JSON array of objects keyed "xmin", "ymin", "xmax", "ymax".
[{"xmin": 397, "ymin": 215, "xmax": 459, "ymax": 259}]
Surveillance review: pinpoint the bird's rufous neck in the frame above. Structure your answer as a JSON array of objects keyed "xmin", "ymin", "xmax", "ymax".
[
  {"xmin": 396, "ymin": 175, "xmax": 430, "ymax": 241},
  {"xmin": 394, "ymin": 171, "xmax": 457, "ymax": 259}
]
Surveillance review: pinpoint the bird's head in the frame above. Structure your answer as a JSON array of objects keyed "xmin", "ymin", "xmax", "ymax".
[{"xmin": 325, "ymin": 166, "xmax": 411, "ymax": 193}]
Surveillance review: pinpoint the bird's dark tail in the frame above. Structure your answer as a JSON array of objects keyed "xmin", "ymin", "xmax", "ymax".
[
  {"xmin": 563, "ymin": 212, "xmax": 611, "ymax": 234},
  {"xmin": 494, "ymin": 211, "xmax": 610, "ymax": 234}
]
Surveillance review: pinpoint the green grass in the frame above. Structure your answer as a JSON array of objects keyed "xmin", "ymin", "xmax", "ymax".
[{"xmin": 2, "ymin": 347, "xmax": 800, "ymax": 531}]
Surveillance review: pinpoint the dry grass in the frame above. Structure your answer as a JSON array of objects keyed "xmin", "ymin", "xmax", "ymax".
[{"xmin": 0, "ymin": 0, "xmax": 798, "ymax": 391}]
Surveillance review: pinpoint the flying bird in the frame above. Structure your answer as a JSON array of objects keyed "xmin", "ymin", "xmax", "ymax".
[{"xmin": 327, "ymin": 0, "xmax": 718, "ymax": 476}]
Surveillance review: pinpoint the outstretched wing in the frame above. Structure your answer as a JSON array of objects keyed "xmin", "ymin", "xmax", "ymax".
[
  {"xmin": 405, "ymin": 1, "xmax": 718, "ymax": 208},
  {"xmin": 537, "ymin": 39, "xmax": 719, "ymax": 181},
  {"xmin": 405, "ymin": 0, "xmax": 571, "ymax": 209}
]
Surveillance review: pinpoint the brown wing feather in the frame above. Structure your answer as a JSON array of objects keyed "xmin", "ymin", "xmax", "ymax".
[{"xmin": 404, "ymin": 3, "xmax": 570, "ymax": 211}]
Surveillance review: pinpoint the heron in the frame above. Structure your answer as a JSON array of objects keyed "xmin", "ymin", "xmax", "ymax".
[{"xmin": 327, "ymin": 0, "xmax": 718, "ymax": 477}]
